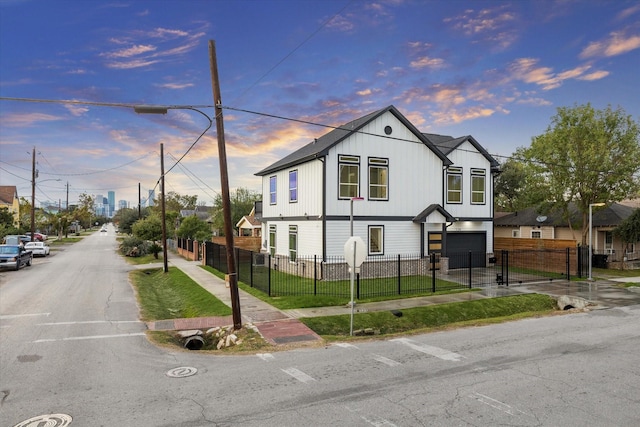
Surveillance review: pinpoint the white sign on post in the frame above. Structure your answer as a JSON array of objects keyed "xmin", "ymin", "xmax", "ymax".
[{"xmin": 344, "ymin": 236, "xmax": 366, "ymax": 336}]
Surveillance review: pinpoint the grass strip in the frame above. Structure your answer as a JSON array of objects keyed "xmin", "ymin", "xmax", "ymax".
[
  {"xmin": 131, "ymin": 267, "xmax": 231, "ymax": 321},
  {"xmin": 300, "ymin": 294, "xmax": 557, "ymax": 337}
]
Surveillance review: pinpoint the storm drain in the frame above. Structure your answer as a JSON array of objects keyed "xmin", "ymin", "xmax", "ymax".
[
  {"xmin": 14, "ymin": 413, "xmax": 72, "ymax": 427},
  {"xmin": 166, "ymin": 366, "xmax": 198, "ymax": 378}
]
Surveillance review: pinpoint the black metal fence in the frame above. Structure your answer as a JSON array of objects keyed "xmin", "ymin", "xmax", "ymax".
[{"xmin": 203, "ymin": 242, "xmax": 585, "ymax": 299}]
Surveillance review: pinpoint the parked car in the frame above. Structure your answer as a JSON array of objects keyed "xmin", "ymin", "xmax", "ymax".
[
  {"xmin": 24, "ymin": 241, "xmax": 50, "ymax": 257},
  {"xmin": 0, "ymin": 244, "xmax": 33, "ymax": 270},
  {"xmin": 2, "ymin": 235, "xmax": 30, "ymax": 245},
  {"xmin": 25, "ymin": 232, "xmax": 47, "ymax": 241}
]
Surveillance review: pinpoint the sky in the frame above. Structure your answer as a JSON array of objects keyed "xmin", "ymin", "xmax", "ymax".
[{"xmin": 1, "ymin": 0, "xmax": 639, "ymax": 210}]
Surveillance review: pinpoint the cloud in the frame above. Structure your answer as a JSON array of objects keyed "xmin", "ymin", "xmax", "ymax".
[
  {"xmin": 580, "ymin": 31, "xmax": 640, "ymax": 59},
  {"xmin": 430, "ymin": 106, "xmax": 496, "ymax": 125},
  {"xmin": 156, "ymin": 82, "xmax": 194, "ymax": 89},
  {"xmin": 578, "ymin": 70, "xmax": 610, "ymax": 81},
  {"xmin": 443, "ymin": 5, "xmax": 518, "ymax": 50},
  {"xmin": 508, "ymin": 58, "xmax": 593, "ymax": 90},
  {"xmin": 102, "ymin": 44, "xmax": 157, "ymax": 59},
  {"xmin": 0, "ymin": 112, "xmax": 64, "ymax": 127},
  {"xmin": 616, "ymin": 4, "xmax": 640, "ymax": 21},
  {"xmin": 64, "ymin": 104, "xmax": 89, "ymax": 116},
  {"xmin": 409, "ymin": 56, "xmax": 446, "ymax": 70}
]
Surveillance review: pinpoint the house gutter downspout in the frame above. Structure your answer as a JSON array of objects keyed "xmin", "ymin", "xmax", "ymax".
[{"xmin": 320, "ymin": 156, "xmax": 327, "ymax": 262}]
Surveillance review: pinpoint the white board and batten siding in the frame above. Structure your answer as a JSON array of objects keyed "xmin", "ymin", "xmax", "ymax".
[
  {"xmin": 324, "ymin": 111, "xmax": 445, "ymax": 218},
  {"xmin": 444, "ymin": 140, "xmax": 493, "ymax": 220},
  {"xmin": 325, "ymin": 221, "xmax": 423, "ymax": 258}
]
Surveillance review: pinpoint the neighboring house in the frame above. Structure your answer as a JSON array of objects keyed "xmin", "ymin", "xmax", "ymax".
[
  {"xmin": 0, "ymin": 185, "xmax": 20, "ymax": 226},
  {"xmin": 255, "ymin": 105, "xmax": 499, "ymax": 267},
  {"xmin": 236, "ymin": 207, "xmax": 262, "ymax": 237},
  {"xmin": 494, "ymin": 203, "xmax": 639, "ymax": 260}
]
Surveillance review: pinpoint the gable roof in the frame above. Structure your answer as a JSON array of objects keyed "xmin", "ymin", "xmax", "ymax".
[
  {"xmin": 495, "ymin": 203, "xmax": 636, "ymax": 228},
  {"xmin": 0, "ymin": 186, "xmax": 18, "ymax": 205},
  {"xmin": 413, "ymin": 204, "xmax": 455, "ymax": 223},
  {"xmin": 255, "ymin": 105, "xmax": 452, "ymax": 176},
  {"xmin": 424, "ymin": 134, "xmax": 500, "ymax": 171}
]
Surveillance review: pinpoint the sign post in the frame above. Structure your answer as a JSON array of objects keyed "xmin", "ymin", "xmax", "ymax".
[{"xmin": 344, "ymin": 236, "xmax": 366, "ymax": 336}]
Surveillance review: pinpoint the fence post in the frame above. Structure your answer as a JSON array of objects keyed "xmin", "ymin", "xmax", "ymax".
[
  {"xmin": 267, "ymin": 254, "xmax": 271, "ymax": 297},
  {"xmin": 468, "ymin": 251, "xmax": 472, "ymax": 289},
  {"xmin": 566, "ymin": 247, "xmax": 570, "ymax": 281},
  {"xmin": 313, "ymin": 255, "xmax": 317, "ymax": 296},
  {"xmin": 431, "ymin": 253, "xmax": 436, "ymax": 293},
  {"xmin": 504, "ymin": 250, "xmax": 509, "ymax": 286},
  {"xmin": 249, "ymin": 251, "xmax": 254, "ymax": 288},
  {"xmin": 357, "ymin": 272, "xmax": 360, "ymax": 299},
  {"xmin": 397, "ymin": 254, "xmax": 401, "ymax": 295}
]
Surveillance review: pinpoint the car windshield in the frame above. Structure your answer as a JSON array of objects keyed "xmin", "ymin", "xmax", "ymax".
[{"xmin": 0, "ymin": 246, "xmax": 19, "ymax": 254}]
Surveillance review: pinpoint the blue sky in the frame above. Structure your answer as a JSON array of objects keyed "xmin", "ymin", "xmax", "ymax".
[{"xmin": 1, "ymin": 0, "xmax": 639, "ymax": 209}]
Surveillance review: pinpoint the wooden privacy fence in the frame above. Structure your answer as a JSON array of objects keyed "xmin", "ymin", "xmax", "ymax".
[{"xmin": 494, "ymin": 237, "xmax": 579, "ymax": 275}]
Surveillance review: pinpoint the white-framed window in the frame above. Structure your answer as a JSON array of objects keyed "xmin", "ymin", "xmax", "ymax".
[
  {"xmin": 471, "ymin": 168, "xmax": 486, "ymax": 204},
  {"xmin": 368, "ymin": 225, "xmax": 384, "ymax": 255},
  {"xmin": 447, "ymin": 166, "xmax": 462, "ymax": 204},
  {"xmin": 288, "ymin": 225, "xmax": 298, "ymax": 261},
  {"xmin": 605, "ymin": 231, "xmax": 613, "ymax": 254},
  {"xmin": 269, "ymin": 176, "xmax": 277, "ymax": 205},
  {"xmin": 512, "ymin": 229, "xmax": 520, "ymax": 238},
  {"xmin": 531, "ymin": 230, "xmax": 541, "ymax": 239},
  {"xmin": 269, "ymin": 225, "xmax": 276, "ymax": 256},
  {"xmin": 368, "ymin": 157, "xmax": 388, "ymax": 200},
  {"xmin": 339, "ymin": 155, "xmax": 360, "ymax": 199},
  {"xmin": 289, "ymin": 170, "xmax": 298, "ymax": 203}
]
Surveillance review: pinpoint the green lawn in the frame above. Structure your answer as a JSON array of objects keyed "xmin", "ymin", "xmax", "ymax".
[{"xmin": 130, "ymin": 267, "xmax": 232, "ymax": 321}]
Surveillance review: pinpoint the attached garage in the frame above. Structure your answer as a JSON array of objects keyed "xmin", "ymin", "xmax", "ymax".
[{"xmin": 446, "ymin": 232, "xmax": 486, "ymax": 268}]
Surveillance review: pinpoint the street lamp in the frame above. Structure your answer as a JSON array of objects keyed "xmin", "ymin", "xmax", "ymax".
[{"xmin": 589, "ymin": 202, "xmax": 605, "ymax": 280}]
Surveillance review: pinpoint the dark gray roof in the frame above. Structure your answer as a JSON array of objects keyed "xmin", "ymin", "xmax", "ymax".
[
  {"xmin": 494, "ymin": 203, "xmax": 636, "ymax": 227},
  {"xmin": 424, "ymin": 134, "xmax": 500, "ymax": 170},
  {"xmin": 413, "ymin": 204, "xmax": 455, "ymax": 223},
  {"xmin": 255, "ymin": 105, "xmax": 452, "ymax": 176}
]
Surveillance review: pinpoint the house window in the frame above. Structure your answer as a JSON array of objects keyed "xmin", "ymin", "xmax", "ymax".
[
  {"xmin": 289, "ymin": 170, "xmax": 298, "ymax": 203},
  {"xmin": 269, "ymin": 225, "xmax": 276, "ymax": 256},
  {"xmin": 368, "ymin": 225, "xmax": 384, "ymax": 255},
  {"xmin": 447, "ymin": 166, "xmax": 462, "ymax": 203},
  {"xmin": 339, "ymin": 155, "xmax": 360, "ymax": 199},
  {"xmin": 269, "ymin": 176, "xmax": 277, "ymax": 205},
  {"xmin": 605, "ymin": 231, "xmax": 613, "ymax": 254},
  {"xmin": 531, "ymin": 230, "xmax": 541, "ymax": 239},
  {"xmin": 289, "ymin": 225, "xmax": 298, "ymax": 261},
  {"xmin": 368, "ymin": 157, "xmax": 388, "ymax": 200},
  {"xmin": 471, "ymin": 168, "xmax": 486, "ymax": 204},
  {"xmin": 512, "ymin": 229, "xmax": 520, "ymax": 238}
]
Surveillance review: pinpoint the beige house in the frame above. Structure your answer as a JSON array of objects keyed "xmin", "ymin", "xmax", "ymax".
[
  {"xmin": 0, "ymin": 185, "xmax": 20, "ymax": 226},
  {"xmin": 495, "ymin": 203, "xmax": 639, "ymax": 261},
  {"xmin": 236, "ymin": 207, "xmax": 261, "ymax": 237}
]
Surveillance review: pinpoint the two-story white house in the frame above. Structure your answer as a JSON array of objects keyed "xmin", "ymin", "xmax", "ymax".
[{"xmin": 255, "ymin": 105, "xmax": 499, "ymax": 268}]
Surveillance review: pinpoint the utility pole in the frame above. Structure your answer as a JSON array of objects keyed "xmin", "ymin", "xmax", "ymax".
[
  {"xmin": 209, "ymin": 40, "xmax": 241, "ymax": 330},
  {"xmin": 66, "ymin": 181, "xmax": 69, "ymax": 212},
  {"xmin": 30, "ymin": 146, "xmax": 36, "ymax": 242},
  {"xmin": 160, "ymin": 144, "xmax": 168, "ymax": 273},
  {"xmin": 138, "ymin": 183, "xmax": 141, "ymax": 219}
]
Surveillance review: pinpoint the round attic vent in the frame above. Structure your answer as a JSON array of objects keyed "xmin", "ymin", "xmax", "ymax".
[{"xmin": 384, "ymin": 125, "xmax": 392, "ymax": 135}]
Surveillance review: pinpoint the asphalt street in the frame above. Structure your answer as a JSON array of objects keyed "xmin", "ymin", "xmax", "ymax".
[{"xmin": 1, "ymin": 227, "xmax": 639, "ymax": 426}]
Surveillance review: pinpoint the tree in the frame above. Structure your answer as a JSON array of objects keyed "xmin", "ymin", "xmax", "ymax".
[
  {"xmin": 113, "ymin": 207, "xmax": 146, "ymax": 235},
  {"xmin": 519, "ymin": 103, "xmax": 640, "ymax": 244},
  {"xmin": 75, "ymin": 193, "xmax": 95, "ymax": 229},
  {"xmin": 613, "ymin": 208, "xmax": 640, "ymax": 257},
  {"xmin": 176, "ymin": 215, "xmax": 211, "ymax": 241},
  {"xmin": 211, "ymin": 187, "xmax": 261, "ymax": 236},
  {"xmin": 132, "ymin": 214, "xmax": 163, "ymax": 241}
]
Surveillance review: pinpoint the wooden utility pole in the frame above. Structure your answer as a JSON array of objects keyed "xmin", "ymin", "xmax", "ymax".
[
  {"xmin": 209, "ymin": 40, "xmax": 242, "ymax": 329},
  {"xmin": 160, "ymin": 143, "xmax": 169, "ymax": 273},
  {"xmin": 30, "ymin": 146, "xmax": 36, "ymax": 242}
]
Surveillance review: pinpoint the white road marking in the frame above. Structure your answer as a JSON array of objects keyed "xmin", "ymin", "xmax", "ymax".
[
  {"xmin": 335, "ymin": 343, "xmax": 359, "ymax": 349},
  {"xmin": 32, "ymin": 332, "xmax": 146, "ymax": 343},
  {"xmin": 371, "ymin": 354, "xmax": 401, "ymax": 367},
  {"xmin": 37, "ymin": 320, "xmax": 142, "ymax": 325},
  {"xmin": 391, "ymin": 338, "xmax": 465, "ymax": 361},
  {"xmin": 281, "ymin": 367, "xmax": 316, "ymax": 383},
  {"xmin": 345, "ymin": 406, "xmax": 398, "ymax": 426},
  {"xmin": 471, "ymin": 392, "xmax": 530, "ymax": 416},
  {"xmin": 256, "ymin": 353, "xmax": 275, "ymax": 361},
  {"xmin": 0, "ymin": 313, "xmax": 50, "ymax": 320}
]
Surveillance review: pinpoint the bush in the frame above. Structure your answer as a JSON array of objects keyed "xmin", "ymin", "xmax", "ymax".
[
  {"xmin": 120, "ymin": 236, "xmax": 151, "ymax": 257},
  {"xmin": 149, "ymin": 243, "xmax": 162, "ymax": 259}
]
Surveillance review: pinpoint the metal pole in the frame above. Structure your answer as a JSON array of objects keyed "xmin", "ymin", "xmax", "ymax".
[
  {"xmin": 350, "ymin": 198, "xmax": 354, "ymax": 237},
  {"xmin": 588, "ymin": 204, "xmax": 593, "ymax": 280},
  {"xmin": 209, "ymin": 40, "xmax": 242, "ymax": 330},
  {"xmin": 160, "ymin": 143, "xmax": 168, "ymax": 273},
  {"xmin": 350, "ymin": 239, "xmax": 356, "ymax": 336}
]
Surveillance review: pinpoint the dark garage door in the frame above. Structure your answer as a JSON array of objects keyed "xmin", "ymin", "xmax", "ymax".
[{"xmin": 446, "ymin": 232, "xmax": 486, "ymax": 268}]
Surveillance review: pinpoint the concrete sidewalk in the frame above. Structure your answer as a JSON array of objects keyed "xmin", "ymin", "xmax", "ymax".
[{"xmin": 148, "ymin": 253, "xmax": 640, "ymax": 346}]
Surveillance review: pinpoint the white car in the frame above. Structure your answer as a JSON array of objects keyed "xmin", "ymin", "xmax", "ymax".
[{"xmin": 24, "ymin": 241, "xmax": 50, "ymax": 257}]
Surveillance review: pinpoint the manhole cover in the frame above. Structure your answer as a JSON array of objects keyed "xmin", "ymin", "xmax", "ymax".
[
  {"xmin": 166, "ymin": 366, "xmax": 198, "ymax": 378},
  {"xmin": 14, "ymin": 413, "xmax": 72, "ymax": 427}
]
